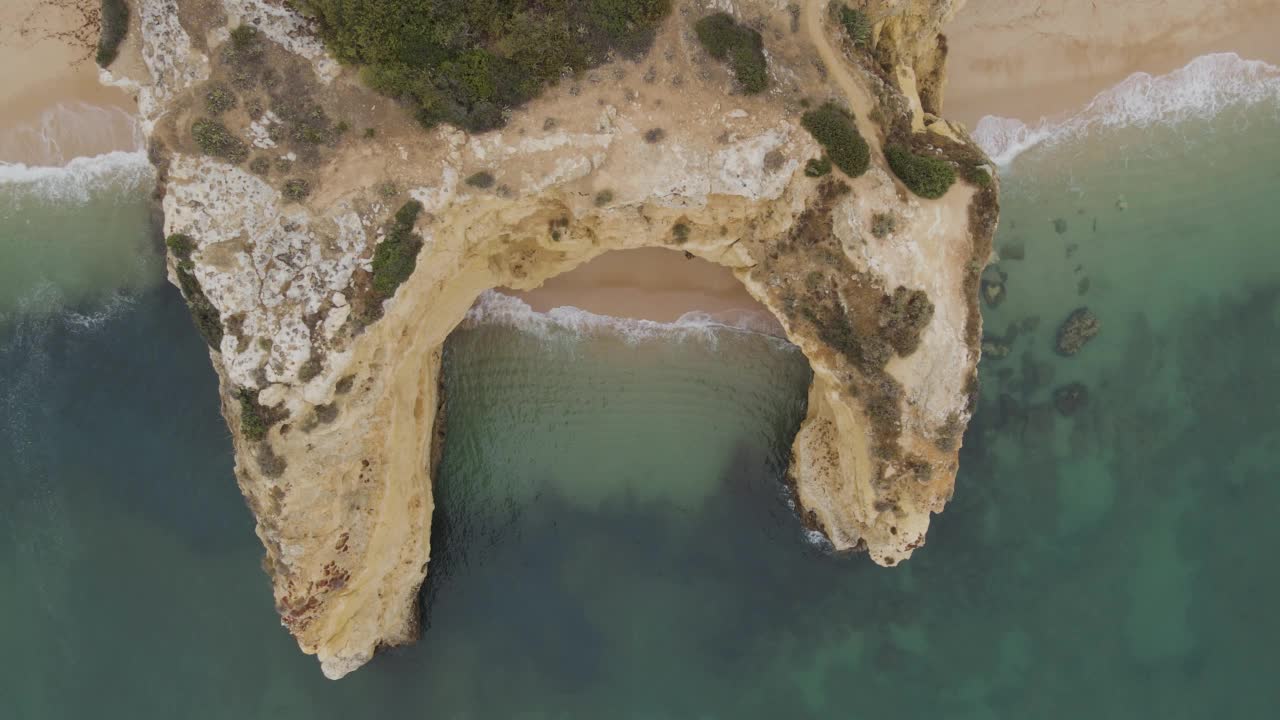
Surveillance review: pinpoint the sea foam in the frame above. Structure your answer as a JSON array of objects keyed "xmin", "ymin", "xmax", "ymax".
[
  {"xmin": 0, "ymin": 103, "xmax": 151, "ymax": 202},
  {"xmin": 974, "ymin": 53, "xmax": 1280, "ymax": 166},
  {"xmin": 464, "ymin": 290, "xmax": 793, "ymax": 348}
]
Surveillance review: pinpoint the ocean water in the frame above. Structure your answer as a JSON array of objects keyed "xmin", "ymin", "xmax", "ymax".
[{"xmin": 3, "ymin": 55, "xmax": 1279, "ymax": 717}]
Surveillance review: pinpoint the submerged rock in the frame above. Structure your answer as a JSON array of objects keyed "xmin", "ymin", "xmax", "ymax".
[
  {"xmin": 1055, "ymin": 307, "xmax": 1101, "ymax": 356},
  {"xmin": 980, "ymin": 265, "xmax": 1008, "ymax": 308},
  {"xmin": 1052, "ymin": 382, "xmax": 1090, "ymax": 417}
]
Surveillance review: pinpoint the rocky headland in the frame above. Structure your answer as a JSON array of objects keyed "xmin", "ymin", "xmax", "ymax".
[{"xmin": 101, "ymin": 0, "xmax": 996, "ymax": 678}]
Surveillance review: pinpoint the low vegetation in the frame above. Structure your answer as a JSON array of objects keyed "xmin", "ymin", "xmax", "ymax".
[
  {"xmin": 464, "ymin": 171, "xmax": 495, "ymax": 189},
  {"xmin": 870, "ymin": 211, "xmax": 897, "ymax": 238},
  {"xmin": 804, "ymin": 157, "xmax": 832, "ymax": 177},
  {"xmin": 694, "ymin": 12, "xmax": 769, "ymax": 94},
  {"xmin": 96, "ymin": 0, "xmax": 129, "ymax": 67},
  {"xmin": 192, "ymin": 118, "xmax": 249, "ymax": 164},
  {"xmin": 282, "ymin": 178, "xmax": 312, "ymax": 202},
  {"xmin": 294, "ymin": 0, "xmax": 671, "ymax": 132},
  {"xmin": 364, "ymin": 200, "xmax": 425, "ymax": 320},
  {"xmin": 885, "ymin": 143, "xmax": 955, "ymax": 199},
  {"xmin": 838, "ymin": 6, "xmax": 872, "ymax": 47},
  {"xmin": 962, "ymin": 163, "xmax": 992, "ymax": 188},
  {"xmin": 167, "ymin": 233, "xmax": 224, "ymax": 350},
  {"xmin": 800, "ymin": 102, "xmax": 869, "ymax": 177},
  {"xmin": 236, "ymin": 388, "xmax": 275, "ymax": 442},
  {"xmin": 205, "ymin": 83, "xmax": 237, "ymax": 116},
  {"xmin": 880, "ymin": 286, "xmax": 935, "ymax": 355}
]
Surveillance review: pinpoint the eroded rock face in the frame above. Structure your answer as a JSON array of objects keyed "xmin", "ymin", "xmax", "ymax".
[{"xmin": 114, "ymin": 0, "xmax": 995, "ymax": 679}]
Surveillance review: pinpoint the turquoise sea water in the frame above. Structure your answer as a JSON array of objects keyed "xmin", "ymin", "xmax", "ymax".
[{"xmin": 3, "ymin": 58, "xmax": 1279, "ymax": 717}]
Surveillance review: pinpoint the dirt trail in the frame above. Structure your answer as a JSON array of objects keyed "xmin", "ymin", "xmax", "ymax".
[{"xmin": 800, "ymin": 0, "xmax": 882, "ymax": 158}]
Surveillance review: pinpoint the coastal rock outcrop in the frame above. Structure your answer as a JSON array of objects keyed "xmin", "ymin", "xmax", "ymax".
[{"xmin": 110, "ymin": 0, "xmax": 996, "ymax": 679}]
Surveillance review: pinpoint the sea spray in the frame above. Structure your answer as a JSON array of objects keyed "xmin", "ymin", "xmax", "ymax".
[{"xmin": 974, "ymin": 53, "xmax": 1280, "ymax": 166}]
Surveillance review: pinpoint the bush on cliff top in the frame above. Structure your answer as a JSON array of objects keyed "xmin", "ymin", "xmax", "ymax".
[
  {"xmin": 192, "ymin": 118, "xmax": 249, "ymax": 164},
  {"xmin": 96, "ymin": 0, "xmax": 130, "ymax": 68},
  {"xmin": 369, "ymin": 200, "xmax": 425, "ymax": 310},
  {"xmin": 293, "ymin": 0, "xmax": 671, "ymax": 132},
  {"xmin": 885, "ymin": 143, "xmax": 956, "ymax": 199},
  {"xmin": 694, "ymin": 12, "xmax": 769, "ymax": 94},
  {"xmin": 801, "ymin": 102, "xmax": 870, "ymax": 178}
]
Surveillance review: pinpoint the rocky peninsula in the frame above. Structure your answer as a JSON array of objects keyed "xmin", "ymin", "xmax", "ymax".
[{"xmin": 101, "ymin": 0, "xmax": 996, "ymax": 678}]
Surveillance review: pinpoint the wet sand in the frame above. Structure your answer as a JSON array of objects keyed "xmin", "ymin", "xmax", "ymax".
[
  {"xmin": 511, "ymin": 248, "xmax": 776, "ymax": 326},
  {"xmin": 945, "ymin": 0, "xmax": 1280, "ymax": 126},
  {"xmin": 0, "ymin": 0, "xmax": 138, "ymax": 163}
]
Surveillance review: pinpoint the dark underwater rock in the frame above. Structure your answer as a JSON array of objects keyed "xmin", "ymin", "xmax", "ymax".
[
  {"xmin": 1055, "ymin": 307, "xmax": 1100, "ymax": 356},
  {"xmin": 1053, "ymin": 382, "xmax": 1089, "ymax": 417}
]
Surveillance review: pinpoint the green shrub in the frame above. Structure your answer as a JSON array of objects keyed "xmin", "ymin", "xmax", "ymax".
[
  {"xmin": 175, "ymin": 266, "xmax": 224, "ymax": 350},
  {"xmin": 643, "ymin": 128, "xmax": 666, "ymax": 143},
  {"xmin": 166, "ymin": 233, "xmax": 196, "ymax": 266},
  {"xmin": 296, "ymin": 0, "xmax": 671, "ymax": 132},
  {"xmin": 839, "ymin": 6, "xmax": 872, "ymax": 47},
  {"xmin": 205, "ymin": 83, "xmax": 237, "ymax": 115},
  {"xmin": 694, "ymin": 12, "xmax": 769, "ymax": 94},
  {"xmin": 282, "ymin": 178, "xmax": 311, "ymax": 202},
  {"xmin": 885, "ymin": 144, "xmax": 956, "ymax": 199},
  {"xmin": 249, "ymin": 156, "xmax": 271, "ymax": 175},
  {"xmin": 880, "ymin": 286, "xmax": 934, "ymax": 355},
  {"xmin": 594, "ymin": 189, "xmax": 614, "ymax": 207},
  {"xmin": 363, "ymin": 127, "xmax": 377, "ymax": 139},
  {"xmin": 237, "ymin": 388, "xmax": 269, "ymax": 441},
  {"xmin": 96, "ymin": 0, "xmax": 129, "ymax": 67},
  {"xmin": 368, "ymin": 200, "xmax": 425, "ymax": 310},
  {"xmin": 870, "ymin": 211, "xmax": 897, "ymax": 238},
  {"xmin": 962, "ymin": 164, "xmax": 992, "ymax": 187},
  {"xmin": 465, "ymin": 171, "xmax": 495, "ymax": 189},
  {"xmin": 804, "ymin": 156, "xmax": 832, "ymax": 177},
  {"xmin": 671, "ymin": 222, "xmax": 690, "ymax": 244},
  {"xmin": 229, "ymin": 24, "xmax": 259, "ymax": 54},
  {"xmin": 800, "ymin": 102, "xmax": 869, "ymax": 177},
  {"xmin": 192, "ymin": 118, "xmax": 249, "ymax": 163}
]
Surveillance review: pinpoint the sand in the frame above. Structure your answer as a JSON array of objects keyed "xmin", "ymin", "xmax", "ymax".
[
  {"xmin": 945, "ymin": 0, "xmax": 1280, "ymax": 126},
  {"xmin": 0, "ymin": 0, "xmax": 139, "ymax": 163},
  {"xmin": 512, "ymin": 248, "xmax": 778, "ymax": 327}
]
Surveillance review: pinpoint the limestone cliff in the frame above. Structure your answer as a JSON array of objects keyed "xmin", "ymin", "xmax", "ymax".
[{"xmin": 108, "ymin": 0, "xmax": 995, "ymax": 679}]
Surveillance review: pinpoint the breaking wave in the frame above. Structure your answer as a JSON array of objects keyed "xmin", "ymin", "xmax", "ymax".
[
  {"xmin": 463, "ymin": 291, "xmax": 793, "ymax": 349},
  {"xmin": 0, "ymin": 102, "xmax": 151, "ymax": 202},
  {"xmin": 974, "ymin": 53, "xmax": 1280, "ymax": 166}
]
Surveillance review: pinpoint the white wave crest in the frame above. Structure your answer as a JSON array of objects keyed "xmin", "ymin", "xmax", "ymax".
[
  {"xmin": 463, "ymin": 291, "xmax": 792, "ymax": 348},
  {"xmin": 0, "ymin": 150, "xmax": 153, "ymax": 202},
  {"xmin": 974, "ymin": 53, "xmax": 1280, "ymax": 166}
]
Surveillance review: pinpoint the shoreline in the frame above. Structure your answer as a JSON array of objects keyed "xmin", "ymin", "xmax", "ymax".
[
  {"xmin": 509, "ymin": 248, "xmax": 779, "ymax": 328},
  {"xmin": 944, "ymin": 0, "xmax": 1280, "ymax": 127},
  {"xmin": 0, "ymin": 0, "xmax": 138, "ymax": 164}
]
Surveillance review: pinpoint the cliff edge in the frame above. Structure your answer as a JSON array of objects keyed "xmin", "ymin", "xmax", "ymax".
[{"xmin": 106, "ymin": 0, "xmax": 995, "ymax": 679}]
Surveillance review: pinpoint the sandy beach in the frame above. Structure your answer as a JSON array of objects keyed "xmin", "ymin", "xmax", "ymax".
[
  {"xmin": 945, "ymin": 0, "xmax": 1280, "ymax": 126},
  {"xmin": 0, "ymin": 0, "xmax": 138, "ymax": 163},
  {"xmin": 511, "ymin": 248, "xmax": 778, "ymax": 327}
]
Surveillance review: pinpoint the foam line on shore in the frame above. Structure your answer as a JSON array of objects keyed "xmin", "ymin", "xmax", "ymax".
[
  {"xmin": 463, "ymin": 291, "xmax": 793, "ymax": 348},
  {"xmin": 973, "ymin": 53, "xmax": 1280, "ymax": 166}
]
